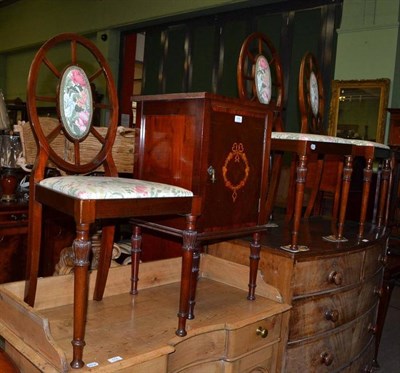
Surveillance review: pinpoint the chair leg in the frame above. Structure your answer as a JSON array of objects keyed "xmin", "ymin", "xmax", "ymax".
[
  {"xmin": 70, "ymin": 223, "xmax": 92, "ymax": 369},
  {"xmin": 93, "ymin": 224, "xmax": 115, "ymax": 301},
  {"xmin": 130, "ymin": 226, "xmax": 142, "ymax": 295},
  {"xmin": 304, "ymin": 158, "xmax": 324, "ymax": 218},
  {"xmin": 331, "ymin": 160, "xmax": 344, "ymax": 222},
  {"xmin": 24, "ymin": 198, "xmax": 43, "ymax": 307},
  {"xmin": 336, "ymin": 155, "xmax": 353, "ymax": 240},
  {"xmin": 187, "ymin": 245, "xmax": 200, "ymax": 320},
  {"xmin": 358, "ymin": 158, "xmax": 373, "ymax": 238},
  {"xmin": 377, "ymin": 159, "xmax": 391, "ymax": 228},
  {"xmin": 285, "ymin": 155, "xmax": 298, "ymax": 223},
  {"xmin": 248, "ymin": 232, "xmax": 261, "ymax": 300},
  {"xmin": 176, "ymin": 227, "xmax": 197, "ymax": 337},
  {"xmin": 265, "ymin": 152, "xmax": 283, "ymax": 221},
  {"xmin": 287, "ymin": 155, "xmax": 308, "ymax": 250}
]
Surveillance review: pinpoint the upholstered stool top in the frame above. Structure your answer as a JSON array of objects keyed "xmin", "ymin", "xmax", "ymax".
[
  {"xmin": 272, "ymin": 132, "xmax": 390, "ymax": 149},
  {"xmin": 39, "ymin": 176, "xmax": 193, "ymax": 200}
]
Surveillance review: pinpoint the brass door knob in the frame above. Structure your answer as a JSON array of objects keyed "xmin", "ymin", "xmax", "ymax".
[
  {"xmin": 256, "ymin": 326, "xmax": 268, "ymax": 338},
  {"xmin": 325, "ymin": 309, "xmax": 339, "ymax": 322},
  {"xmin": 328, "ymin": 270, "xmax": 343, "ymax": 285},
  {"xmin": 320, "ymin": 351, "xmax": 334, "ymax": 366}
]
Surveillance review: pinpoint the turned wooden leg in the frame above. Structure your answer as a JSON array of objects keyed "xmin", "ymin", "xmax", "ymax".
[
  {"xmin": 285, "ymin": 154, "xmax": 298, "ymax": 223},
  {"xmin": 248, "ymin": 232, "xmax": 261, "ymax": 300},
  {"xmin": 283, "ymin": 155, "xmax": 307, "ymax": 251},
  {"xmin": 70, "ymin": 223, "xmax": 91, "ymax": 369},
  {"xmin": 336, "ymin": 155, "xmax": 353, "ymax": 240},
  {"xmin": 358, "ymin": 158, "xmax": 373, "ymax": 238},
  {"xmin": 130, "ymin": 226, "xmax": 142, "ymax": 295},
  {"xmin": 304, "ymin": 158, "xmax": 324, "ymax": 218},
  {"xmin": 176, "ymin": 228, "xmax": 197, "ymax": 337},
  {"xmin": 377, "ymin": 159, "xmax": 391, "ymax": 228},
  {"xmin": 93, "ymin": 224, "xmax": 115, "ymax": 301},
  {"xmin": 188, "ymin": 245, "xmax": 200, "ymax": 320},
  {"xmin": 266, "ymin": 152, "xmax": 283, "ymax": 222}
]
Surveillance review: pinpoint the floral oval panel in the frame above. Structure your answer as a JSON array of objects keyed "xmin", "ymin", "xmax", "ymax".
[
  {"xmin": 59, "ymin": 65, "xmax": 93, "ymax": 140},
  {"xmin": 309, "ymin": 71, "xmax": 319, "ymax": 117},
  {"xmin": 254, "ymin": 55, "xmax": 272, "ymax": 104}
]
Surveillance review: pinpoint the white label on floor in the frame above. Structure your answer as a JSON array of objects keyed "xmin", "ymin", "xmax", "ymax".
[{"xmin": 108, "ymin": 356, "xmax": 123, "ymax": 363}]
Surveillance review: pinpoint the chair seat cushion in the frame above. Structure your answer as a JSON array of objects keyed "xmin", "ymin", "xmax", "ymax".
[
  {"xmin": 39, "ymin": 176, "xmax": 193, "ymax": 199},
  {"xmin": 271, "ymin": 132, "xmax": 390, "ymax": 149}
]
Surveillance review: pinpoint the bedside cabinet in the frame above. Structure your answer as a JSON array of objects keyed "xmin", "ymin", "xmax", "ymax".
[
  {"xmin": 0, "ymin": 200, "xmax": 28, "ymax": 283},
  {"xmin": 132, "ymin": 92, "xmax": 272, "ymax": 232}
]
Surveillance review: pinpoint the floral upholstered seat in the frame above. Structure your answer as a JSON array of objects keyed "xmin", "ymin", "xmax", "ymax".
[{"xmin": 40, "ymin": 176, "xmax": 193, "ymax": 199}]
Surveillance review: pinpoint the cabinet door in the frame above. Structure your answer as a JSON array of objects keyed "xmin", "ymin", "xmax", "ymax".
[{"xmin": 202, "ymin": 108, "xmax": 268, "ymax": 230}]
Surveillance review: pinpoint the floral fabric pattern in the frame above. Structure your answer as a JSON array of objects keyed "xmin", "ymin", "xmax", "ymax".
[
  {"xmin": 39, "ymin": 176, "xmax": 193, "ymax": 200},
  {"xmin": 59, "ymin": 66, "xmax": 93, "ymax": 140},
  {"xmin": 272, "ymin": 132, "xmax": 390, "ymax": 149},
  {"xmin": 255, "ymin": 55, "xmax": 272, "ymax": 104}
]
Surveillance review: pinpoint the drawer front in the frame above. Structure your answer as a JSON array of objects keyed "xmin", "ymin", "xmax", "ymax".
[
  {"xmin": 341, "ymin": 337, "xmax": 375, "ymax": 373},
  {"xmin": 363, "ymin": 243, "xmax": 385, "ymax": 279},
  {"xmin": 289, "ymin": 271, "xmax": 382, "ymax": 340},
  {"xmin": 292, "ymin": 251, "xmax": 363, "ymax": 296},
  {"xmin": 168, "ymin": 329, "xmax": 226, "ymax": 372},
  {"xmin": 224, "ymin": 343, "xmax": 277, "ymax": 373},
  {"xmin": 285, "ymin": 307, "xmax": 376, "ymax": 372},
  {"xmin": 226, "ymin": 314, "xmax": 282, "ymax": 358}
]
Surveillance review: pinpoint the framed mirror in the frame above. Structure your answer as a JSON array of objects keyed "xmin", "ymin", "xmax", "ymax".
[{"xmin": 328, "ymin": 78, "xmax": 390, "ymax": 143}]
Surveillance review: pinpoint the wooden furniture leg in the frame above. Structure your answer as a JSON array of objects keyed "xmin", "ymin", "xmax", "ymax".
[
  {"xmin": 188, "ymin": 246, "xmax": 200, "ymax": 320},
  {"xmin": 24, "ymin": 191, "xmax": 43, "ymax": 307},
  {"xmin": 336, "ymin": 155, "xmax": 353, "ymax": 240},
  {"xmin": 266, "ymin": 152, "xmax": 283, "ymax": 221},
  {"xmin": 324, "ymin": 155, "xmax": 353, "ymax": 242},
  {"xmin": 71, "ymin": 223, "xmax": 91, "ymax": 369},
  {"xmin": 176, "ymin": 229, "xmax": 197, "ymax": 337},
  {"xmin": 377, "ymin": 159, "xmax": 391, "ymax": 228},
  {"xmin": 282, "ymin": 155, "xmax": 308, "ymax": 251},
  {"xmin": 358, "ymin": 158, "xmax": 373, "ymax": 238},
  {"xmin": 285, "ymin": 155, "xmax": 298, "ymax": 223},
  {"xmin": 93, "ymin": 224, "xmax": 116, "ymax": 300},
  {"xmin": 248, "ymin": 232, "xmax": 261, "ymax": 300},
  {"xmin": 130, "ymin": 226, "xmax": 142, "ymax": 295},
  {"xmin": 304, "ymin": 158, "xmax": 324, "ymax": 218}
]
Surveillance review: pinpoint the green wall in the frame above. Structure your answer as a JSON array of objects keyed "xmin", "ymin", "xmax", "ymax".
[
  {"xmin": 334, "ymin": 0, "xmax": 400, "ymax": 141},
  {"xmin": 0, "ymin": 0, "xmax": 253, "ymax": 53},
  {"xmin": 0, "ymin": 0, "xmax": 255, "ymax": 96}
]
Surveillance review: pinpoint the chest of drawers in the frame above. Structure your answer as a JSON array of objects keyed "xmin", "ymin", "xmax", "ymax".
[{"xmin": 208, "ymin": 218, "xmax": 386, "ymax": 372}]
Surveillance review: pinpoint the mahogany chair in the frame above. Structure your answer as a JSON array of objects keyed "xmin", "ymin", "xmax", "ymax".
[
  {"xmin": 286, "ymin": 52, "xmax": 343, "ymax": 221},
  {"xmin": 24, "ymin": 33, "xmax": 198, "ymax": 369},
  {"xmin": 236, "ymin": 32, "xmax": 285, "ymax": 220}
]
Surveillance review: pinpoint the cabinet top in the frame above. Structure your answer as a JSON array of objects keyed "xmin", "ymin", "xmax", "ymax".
[{"xmin": 131, "ymin": 91, "xmax": 278, "ymax": 112}]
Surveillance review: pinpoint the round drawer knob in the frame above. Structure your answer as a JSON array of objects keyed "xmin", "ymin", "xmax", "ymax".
[
  {"xmin": 256, "ymin": 326, "xmax": 268, "ymax": 338},
  {"xmin": 325, "ymin": 309, "xmax": 339, "ymax": 322},
  {"xmin": 328, "ymin": 271, "xmax": 343, "ymax": 286},
  {"xmin": 368, "ymin": 323, "xmax": 377, "ymax": 334},
  {"xmin": 378, "ymin": 254, "xmax": 387, "ymax": 266},
  {"xmin": 320, "ymin": 351, "xmax": 334, "ymax": 366},
  {"xmin": 374, "ymin": 287, "xmax": 383, "ymax": 297}
]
